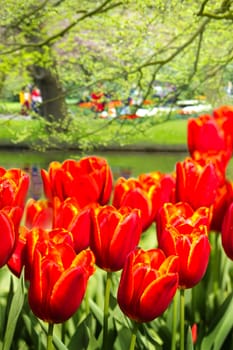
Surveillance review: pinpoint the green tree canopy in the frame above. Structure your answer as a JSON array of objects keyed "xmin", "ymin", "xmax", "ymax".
[{"xmin": 1, "ymin": 0, "xmax": 233, "ymax": 118}]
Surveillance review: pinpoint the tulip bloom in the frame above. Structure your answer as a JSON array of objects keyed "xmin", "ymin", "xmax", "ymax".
[
  {"xmin": 25, "ymin": 198, "xmax": 53, "ymax": 230},
  {"xmin": 191, "ymin": 150, "xmax": 230, "ymax": 185},
  {"xmin": 24, "ymin": 197, "xmax": 92, "ymax": 253},
  {"xmin": 26, "ymin": 228, "xmax": 74, "ymax": 278},
  {"xmin": 53, "ymin": 197, "xmax": 92, "ymax": 253},
  {"xmin": 187, "ymin": 114, "xmax": 232, "ymax": 156},
  {"xmin": 7, "ymin": 226, "xmax": 29, "ymax": 277},
  {"xmin": 0, "ymin": 167, "xmax": 30, "ymax": 209},
  {"xmin": 9, "ymin": 198, "xmax": 92, "ymax": 278},
  {"xmin": 213, "ymin": 105, "xmax": 233, "ymax": 150},
  {"xmin": 41, "ymin": 157, "xmax": 113, "ymax": 208},
  {"xmin": 139, "ymin": 171, "xmax": 176, "ymax": 211},
  {"xmin": 0, "ymin": 209, "xmax": 22, "ymax": 268},
  {"xmin": 157, "ymin": 202, "xmax": 212, "ymax": 238},
  {"xmin": 221, "ymin": 202, "xmax": 233, "ymax": 260},
  {"xmin": 117, "ymin": 248, "xmax": 179, "ymax": 323},
  {"xmin": 211, "ymin": 180, "xmax": 233, "ymax": 232},
  {"xmin": 157, "ymin": 223, "xmax": 210, "ymax": 289},
  {"xmin": 113, "ymin": 173, "xmax": 174, "ymax": 231},
  {"xmin": 90, "ymin": 205, "xmax": 142, "ymax": 271},
  {"xmin": 175, "ymin": 157, "xmax": 220, "ymax": 210},
  {"xmin": 28, "ymin": 244, "xmax": 95, "ymax": 323},
  {"xmin": 9, "ymin": 227, "xmax": 74, "ymax": 280}
]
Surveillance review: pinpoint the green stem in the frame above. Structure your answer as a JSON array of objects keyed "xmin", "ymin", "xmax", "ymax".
[
  {"xmin": 213, "ymin": 233, "xmax": 220, "ymax": 295},
  {"xmin": 47, "ymin": 323, "xmax": 54, "ymax": 350},
  {"xmin": 129, "ymin": 322, "xmax": 139, "ymax": 350},
  {"xmin": 171, "ymin": 291, "xmax": 178, "ymax": 350},
  {"xmin": 180, "ymin": 289, "xmax": 185, "ymax": 350},
  {"xmin": 103, "ymin": 271, "xmax": 112, "ymax": 350},
  {"xmin": 85, "ymin": 287, "xmax": 90, "ymax": 315},
  {"xmin": 61, "ymin": 322, "xmax": 66, "ymax": 344}
]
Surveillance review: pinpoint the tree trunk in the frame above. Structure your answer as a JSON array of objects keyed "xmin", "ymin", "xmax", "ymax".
[{"xmin": 30, "ymin": 65, "xmax": 68, "ymax": 124}]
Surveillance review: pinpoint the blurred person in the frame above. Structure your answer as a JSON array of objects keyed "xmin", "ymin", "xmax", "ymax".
[
  {"xmin": 31, "ymin": 86, "xmax": 42, "ymax": 114},
  {"xmin": 19, "ymin": 86, "xmax": 31, "ymax": 116}
]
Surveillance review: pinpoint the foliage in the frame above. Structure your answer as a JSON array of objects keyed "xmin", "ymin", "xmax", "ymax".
[
  {"xmin": 0, "ymin": 103, "xmax": 189, "ymax": 151},
  {"xmin": 1, "ymin": 227, "xmax": 233, "ymax": 349},
  {"xmin": 1, "ymin": 0, "xmax": 233, "ymax": 108}
]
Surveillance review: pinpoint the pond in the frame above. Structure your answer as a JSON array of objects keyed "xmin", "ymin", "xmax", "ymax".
[
  {"xmin": 0, "ymin": 149, "xmax": 187, "ymax": 199},
  {"xmin": 2, "ymin": 149, "xmax": 233, "ymax": 200}
]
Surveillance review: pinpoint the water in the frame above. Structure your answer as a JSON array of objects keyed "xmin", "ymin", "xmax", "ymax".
[
  {"xmin": 0, "ymin": 149, "xmax": 188, "ymax": 199},
  {"xmin": 2, "ymin": 149, "xmax": 233, "ymax": 200},
  {"xmin": 0, "ymin": 149, "xmax": 188, "ymax": 173}
]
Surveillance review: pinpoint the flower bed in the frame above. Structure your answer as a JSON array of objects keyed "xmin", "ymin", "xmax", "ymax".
[{"xmin": 1, "ymin": 105, "xmax": 233, "ymax": 349}]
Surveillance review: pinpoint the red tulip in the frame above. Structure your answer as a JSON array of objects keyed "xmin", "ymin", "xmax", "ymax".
[
  {"xmin": 0, "ymin": 210, "xmax": 21, "ymax": 267},
  {"xmin": 53, "ymin": 197, "xmax": 92, "ymax": 253},
  {"xmin": 157, "ymin": 203, "xmax": 211, "ymax": 289},
  {"xmin": 139, "ymin": 171, "xmax": 176, "ymax": 212},
  {"xmin": 24, "ymin": 196, "xmax": 92, "ymax": 253},
  {"xmin": 221, "ymin": 202, "xmax": 233, "ymax": 260},
  {"xmin": 28, "ymin": 244, "xmax": 95, "ymax": 323},
  {"xmin": 113, "ymin": 173, "xmax": 174, "ymax": 231},
  {"xmin": 175, "ymin": 157, "xmax": 220, "ymax": 209},
  {"xmin": 191, "ymin": 323, "xmax": 198, "ymax": 344},
  {"xmin": 41, "ymin": 157, "xmax": 113, "ymax": 208},
  {"xmin": 187, "ymin": 114, "xmax": 232, "ymax": 156},
  {"xmin": 0, "ymin": 168, "xmax": 30, "ymax": 209},
  {"xmin": 117, "ymin": 248, "xmax": 179, "ymax": 323},
  {"xmin": 25, "ymin": 198, "xmax": 53, "ymax": 230},
  {"xmin": 157, "ymin": 202, "xmax": 212, "ymax": 239},
  {"xmin": 27, "ymin": 228, "xmax": 74, "ymax": 275},
  {"xmin": 213, "ymin": 105, "xmax": 233, "ymax": 150},
  {"xmin": 7, "ymin": 226, "xmax": 28, "ymax": 277},
  {"xmin": 191, "ymin": 150, "xmax": 230, "ymax": 185},
  {"xmin": 90, "ymin": 205, "xmax": 142, "ymax": 271},
  {"xmin": 8, "ymin": 226, "xmax": 75, "ymax": 280},
  {"xmin": 211, "ymin": 180, "xmax": 233, "ymax": 232},
  {"xmin": 9, "ymin": 197, "xmax": 93, "ymax": 278},
  {"xmin": 157, "ymin": 223, "xmax": 210, "ymax": 289}
]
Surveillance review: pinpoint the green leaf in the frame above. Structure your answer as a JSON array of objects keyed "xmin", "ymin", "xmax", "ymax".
[
  {"xmin": 38, "ymin": 321, "xmax": 69, "ymax": 350},
  {"xmin": 68, "ymin": 314, "xmax": 91, "ymax": 350},
  {"xmin": 141, "ymin": 323, "xmax": 163, "ymax": 346},
  {"xmin": 23, "ymin": 313, "xmax": 47, "ymax": 349},
  {"xmin": 200, "ymin": 293, "xmax": 233, "ymax": 350},
  {"xmin": 113, "ymin": 327, "xmax": 131, "ymax": 350},
  {"xmin": 88, "ymin": 298, "xmax": 103, "ymax": 325},
  {"xmin": 2, "ymin": 274, "xmax": 25, "ymax": 350},
  {"xmin": 186, "ymin": 326, "xmax": 194, "ymax": 350}
]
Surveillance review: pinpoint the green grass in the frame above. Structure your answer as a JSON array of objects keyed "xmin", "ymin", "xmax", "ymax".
[
  {"xmin": 0, "ymin": 118, "xmax": 40, "ymax": 146},
  {"xmin": 0, "ymin": 100, "xmax": 188, "ymax": 148},
  {"xmin": 0, "ymin": 101, "xmax": 21, "ymax": 114},
  {"xmin": 130, "ymin": 118, "xmax": 187, "ymax": 145}
]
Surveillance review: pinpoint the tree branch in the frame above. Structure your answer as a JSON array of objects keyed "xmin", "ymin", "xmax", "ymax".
[
  {"xmin": 197, "ymin": 0, "xmax": 233, "ymax": 20},
  {"xmin": 0, "ymin": 0, "xmax": 123, "ymax": 55},
  {"xmin": 132, "ymin": 18, "xmax": 210, "ymax": 72}
]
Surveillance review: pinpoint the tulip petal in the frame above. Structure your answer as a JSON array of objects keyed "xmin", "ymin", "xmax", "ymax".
[
  {"xmin": 139, "ymin": 274, "xmax": 178, "ymax": 322},
  {"xmin": 0, "ymin": 211, "xmax": 15, "ymax": 267},
  {"xmin": 109, "ymin": 211, "xmax": 141, "ymax": 270},
  {"xmin": 49, "ymin": 267, "xmax": 87, "ymax": 323}
]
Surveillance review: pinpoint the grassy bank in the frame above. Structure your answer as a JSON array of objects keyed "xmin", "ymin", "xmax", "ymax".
[{"xmin": 0, "ymin": 101, "xmax": 188, "ymax": 149}]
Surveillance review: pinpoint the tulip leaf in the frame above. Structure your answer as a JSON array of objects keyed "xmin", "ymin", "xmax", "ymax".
[
  {"xmin": 186, "ymin": 326, "xmax": 194, "ymax": 350},
  {"xmin": 2, "ymin": 274, "xmax": 25, "ymax": 350},
  {"xmin": 200, "ymin": 293, "xmax": 233, "ymax": 350},
  {"xmin": 89, "ymin": 298, "xmax": 103, "ymax": 325},
  {"xmin": 113, "ymin": 327, "xmax": 131, "ymax": 350},
  {"xmin": 68, "ymin": 314, "xmax": 98, "ymax": 350},
  {"xmin": 0, "ymin": 275, "xmax": 14, "ymax": 341},
  {"xmin": 23, "ymin": 314, "xmax": 47, "ymax": 349},
  {"xmin": 38, "ymin": 320, "xmax": 69, "ymax": 350},
  {"xmin": 141, "ymin": 323, "xmax": 164, "ymax": 346}
]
